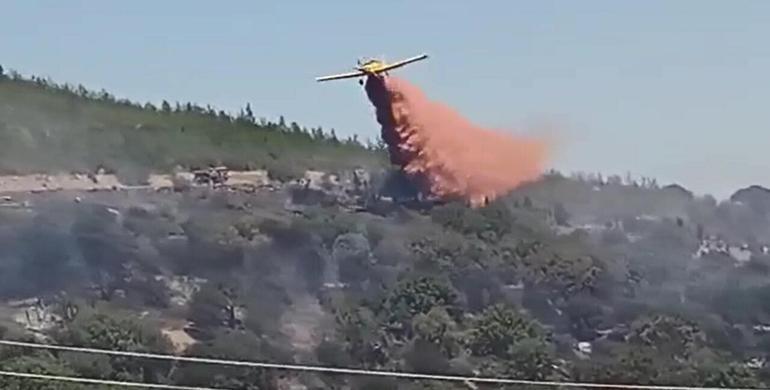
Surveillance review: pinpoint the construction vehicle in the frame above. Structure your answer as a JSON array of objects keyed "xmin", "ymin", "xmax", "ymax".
[{"xmin": 192, "ymin": 166, "xmax": 229, "ymax": 186}]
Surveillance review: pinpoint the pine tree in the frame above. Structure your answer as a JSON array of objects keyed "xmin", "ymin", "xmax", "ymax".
[
  {"xmin": 244, "ymin": 103, "xmax": 255, "ymax": 123},
  {"xmin": 99, "ymin": 89, "xmax": 114, "ymax": 102},
  {"xmin": 161, "ymin": 100, "xmax": 171, "ymax": 113},
  {"xmin": 77, "ymin": 84, "xmax": 89, "ymax": 98},
  {"xmin": 315, "ymin": 127, "xmax": 325, "ymax": 140}
]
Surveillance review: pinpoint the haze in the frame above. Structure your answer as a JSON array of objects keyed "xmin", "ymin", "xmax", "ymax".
[{"xmin": 2, "ymin": 0, "xmax": 769, "ymax": 198}]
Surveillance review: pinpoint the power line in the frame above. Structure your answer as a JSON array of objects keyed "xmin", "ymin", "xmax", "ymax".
[
  {"xmin": 0, "ymin": 370, "xmax": 225, "ymax": 390},
  {"xmin": 0, "ymin": 339, "xmax": 767, "ymax": 390}
]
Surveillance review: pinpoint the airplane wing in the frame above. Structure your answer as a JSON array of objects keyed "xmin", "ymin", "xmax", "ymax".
[
  {"xmin": 377, "ymin": 53, "xmax": 429, "ymax": 73},
  {"xmin": 315, "ymin": 70, "xmax": 366, "ymax": 82}
]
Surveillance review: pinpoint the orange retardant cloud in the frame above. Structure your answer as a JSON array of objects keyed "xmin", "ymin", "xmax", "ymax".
[{"xmin": 365, "ymin": 75, "xmax": 549, "ymax": 207}]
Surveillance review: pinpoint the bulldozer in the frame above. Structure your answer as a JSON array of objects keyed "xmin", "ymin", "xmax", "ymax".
[{"xmin": 192, "ymin": 166, "xmax": 229, "ymax": 186}]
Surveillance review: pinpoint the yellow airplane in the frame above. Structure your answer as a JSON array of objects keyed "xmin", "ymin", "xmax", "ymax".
[{"xmin": 315, "ymin": 53, "xmax": 428, "ymax": 83}]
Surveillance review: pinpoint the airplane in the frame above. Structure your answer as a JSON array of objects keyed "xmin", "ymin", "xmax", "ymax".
[{"xmin": 315, "ymin": 53, "xmax": 428, "ymax": 84}]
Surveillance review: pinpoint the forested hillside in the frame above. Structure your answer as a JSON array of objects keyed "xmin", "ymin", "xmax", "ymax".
[
  {"xmin": 0, "ymin": 66, "xmax": 384, "ymax": 182},
  {"xmin": 1, "ymin": 66, "xmax": 770, "ymax": 390}
]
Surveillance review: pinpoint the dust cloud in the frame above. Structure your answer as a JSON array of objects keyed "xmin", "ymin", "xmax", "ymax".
[{"xmin": 365, "ymin": 75, "xmax": 549, "ymax": 207}]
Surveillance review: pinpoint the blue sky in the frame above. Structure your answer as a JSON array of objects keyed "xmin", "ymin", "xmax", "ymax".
[{"xmin": 2, "ymin": 1, "xmax": 769, "ymax": 198}]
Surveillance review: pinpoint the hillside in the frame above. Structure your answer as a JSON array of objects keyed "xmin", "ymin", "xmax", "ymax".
[
  {"xmin": 2, "ymin": 67, "xmax": 770, "ymax": 390},
  {"xmin": 0, "ymin": 68, "xmax": 385, "ymax": 182}
]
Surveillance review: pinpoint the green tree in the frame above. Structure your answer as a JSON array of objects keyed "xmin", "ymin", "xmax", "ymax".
[
  {"xmin": 412, "ymin": 307, "xmax": 460, "ymax": 356},
  {"xmin": 188, "ymin": 282, "xmax": 244, "ymax": 334},
  {"xmin": 690, "ymin": 361, "xmax": 760, "ymax": 388},
  {"xmin": 315, "ymin": 339, "xmax": 353, "ymax": 367},
  {"xmin": 430, "ymin": 201, "xmax": 513, "ymax": 242},
  {"xmin": 575, "ymin": 343, "xmax": 760, "ymax": 387},
  {"xmin": 467, "ymin": 304, "xmax": 544, "ymax": 359},
  {"xmin": 563, "ymin": 295, "xmax": 606, "ymax": 340},
  {"xmin": 179, "ymin": 217, "xmax": 245, "ymax": 272},
  {"xmin": 404, "ymin": 339, "xmax": 451, "ymax": 374},
  {"xmin": 244, "ymin": 103, "xmax": 255, "ymax": 122},
  {"xmin": 333, "ymin": 232, "xmax": 373, "ymax": 286},
  {"xmin": 478, "ymin": 338, "xmax": 560, "ymax": 381},
  {"xmin": 172, "ymin": 330, "xmax": 274, "ymax": 390},
  {"xmin": 518, "ymin": 236, "xmax": 604, "ymax": 300},
  {"xmin": 0, "ymin": 354, "xmax": 82, "ymax": 390},
  {"xmin": 334, "ymin": 306, "xmax": 385, "ymax": 367},
  {"xmin": 409, "ymin": 234, "xmax": 464, "ymax": 272},
  {"xmin": 628, "ymin": 314, "xmax": 705, "ymax": 359},
  {"xmin": 503, "ymin": 338, "xmax": 560, "ymax": 380},
  {"xmin": 574, "ymin": 344, "xmax": 671, "ymax": 385},
  {"xmin": 56, "ymin": 310, "xmax": 172, "ymax": 383},
  {"xmin": 380, "ymin": 277, "xmax": 457, "ymax": 336},
  {"xmin": 297, "ymin": 210, "xmax": 362, "ymax": 248}
]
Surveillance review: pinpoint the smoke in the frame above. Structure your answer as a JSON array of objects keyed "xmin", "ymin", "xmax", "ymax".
[{"xmin": 365, "ymin": 76, "xmax": 549, "ymax": 207}]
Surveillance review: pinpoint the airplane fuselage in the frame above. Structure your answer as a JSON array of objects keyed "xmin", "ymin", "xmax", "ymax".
[{"xmin": 357, "ymin": 59, "xmax": 389, "ymax": 75}]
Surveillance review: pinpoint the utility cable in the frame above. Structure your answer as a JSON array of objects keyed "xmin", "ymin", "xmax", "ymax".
[
  {"xmin": 0, "ymin": 370, "xmax": 226, "ymax": 389},
  {"xmin": 0, "ymin": 339, "xmax": 767, "ymax": 390}
]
